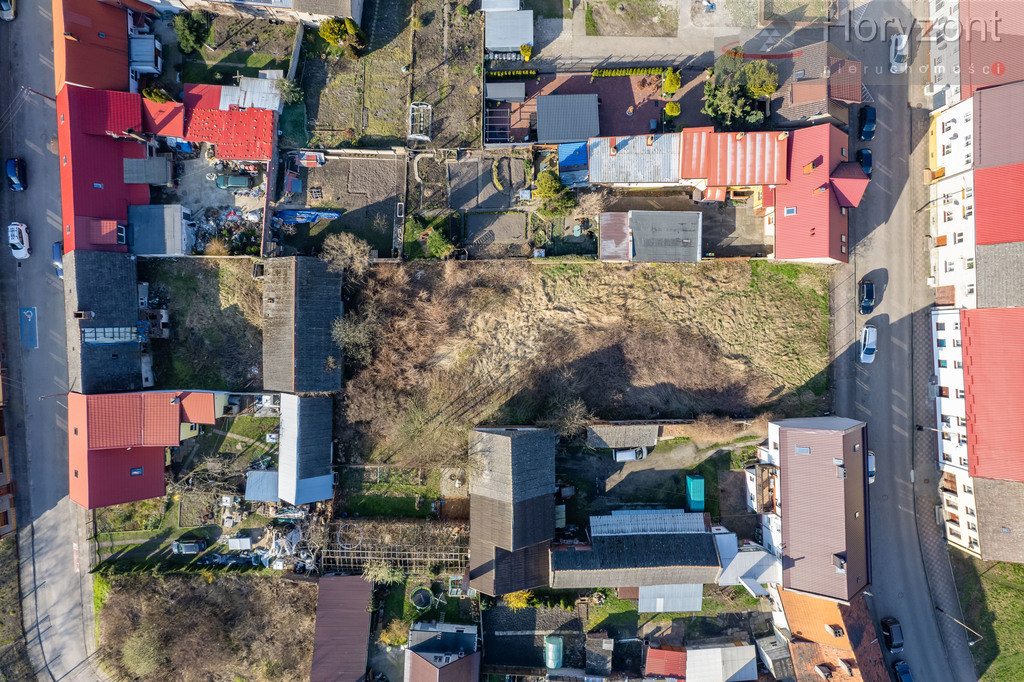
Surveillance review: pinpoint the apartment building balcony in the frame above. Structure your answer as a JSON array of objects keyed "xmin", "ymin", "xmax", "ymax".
[
  {"xmin": 940, "ymin": 472, "xmax": 958, "ymax": 495},
  {"xmin": 752, "ymin": 463, "xmax": 779, "ymax": 516}
]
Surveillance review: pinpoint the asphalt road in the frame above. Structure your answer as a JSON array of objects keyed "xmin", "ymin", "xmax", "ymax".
[
  {"xmin": 832, "ymin": 8, "xmax": 977, "ymax": 682},
  {"xmin": 0, "ymin": 1, "xmax": 103, "ymax": 680}
]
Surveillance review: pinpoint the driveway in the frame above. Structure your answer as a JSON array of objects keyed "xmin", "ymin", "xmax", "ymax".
[
  {"xmin": 830, "ymin": 2, "xmax": 976, "ymax": 680},
  {"xmin": 0, "ymin": 6, "xmax": 105, "ymax": 682}
]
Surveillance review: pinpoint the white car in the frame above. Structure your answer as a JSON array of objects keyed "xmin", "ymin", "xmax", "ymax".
[
  {"xmin": 859, "ymin": 324, "xmax": 878, "ymax": 364},
  {"xmin": 7, "ymin": 222, "xmax": 29, "ymax": 259},
  {"xmin": 613, "ymin": 447, "xmax": 648, "ymax": 463},
  {"xmin": 890, "ymin": 34, "xmax": 909, "ymax": 74},
  {"xmin": 867, "ymin": 451, "xmax": 876, "ymax": 484}
]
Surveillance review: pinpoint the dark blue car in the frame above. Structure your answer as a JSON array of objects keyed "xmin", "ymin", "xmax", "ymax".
[
  {"xmin": 5, "ymin": 158, "xmax": 25, "ymax": 192},
  {"xmin": 858, "ymin": 106, "xmax": 876, "ymax": 141},
  {"xmin": 52, "ymin": 242, "xmax": 64, "ymax": 279},
  {"xmin": 857, "ymin": 148, "xmax": 872, "ymax": 178}
]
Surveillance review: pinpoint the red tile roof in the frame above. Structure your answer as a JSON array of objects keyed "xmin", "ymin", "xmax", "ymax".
[
  {"xmin": 679, "ymin": 127, "xmax": 713, "ymax": 178},
  {"xmin": 53, "ymin": 0, "xmax": 131, "ymax": 92},
  {"xmin": 705, "ymin": 131, "xmax": 788, "ymax": 187},
  {"xmin": 58, "ymin": 85, "xmax": 150, "ymax": 252},
  {"xmin": 773, "ymin": 124, "xmax": 857, "ymax": 262},
  {"xmin": 78, "ymin": 89, "xmax": 143, "ymax": 136},
  {"xmin": 974, "ymin": 164, "xmax": 1024, "ymax": 245},
  {"xmin": 704, "ymin": 186, "xmax": 727, "ymax": 202},
  {"xmin": 142, "ymin": 100, "xmax": 185, "ymax": 137},
  {"xmin": 180, "ymin": 391, "xmax": 218, "ymax": 424},
  {"xmin": 961, "ymin": 308, "xmax": 1024, "ymax": 482},
  {"xmin": 184, "ymin": 106, "xmax": 276, "ymax": 160},
  {"xmin": 959, "ymin": 0, "xmax": 1024, "ymax": 98},
  {"xmin": 645, "ymin": 646, "xmax": 687, "ymax": 678}
]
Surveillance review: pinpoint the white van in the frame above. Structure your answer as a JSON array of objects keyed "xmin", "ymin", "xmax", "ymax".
[{"xmin": 613, "ymin": 447, "xmax": 648, "ymax": 462}]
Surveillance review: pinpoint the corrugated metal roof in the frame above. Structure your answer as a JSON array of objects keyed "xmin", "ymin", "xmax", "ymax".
[
  {"xmin": 961, "ymin": 307, "xmax": 1024, "ymax": 482},
  {"xmin": 549, "ymin": 533, "xmax": 721, "ymax": 588},
  {"xmin": 278, "ymin": 394, "xmax": 334, "ymax": 505},
  {"xmin": 705, "ymin": 130, "xmax": 788, "ymax": 187},
  {"xmin": 123, "ymin": 157, "xmax": 171, "ymax": 185},
  {"xmin": 590, "ymin": 511, "xmax": 707, "ymax": 535},
  {"xmin": 588, "ymin": 134, "xmax": 680, "ymax": 185},
  {"xmin": 484, "ymin": 10, "xmax": 534, "ymax": 50},
  {"xmin": 974, "ymin": 164, "xmax": 1024, "ymax": 244},
  {"xmin": 975, "ymin": 81, "xmax": 1024, "ymax": 169},
  {"xmin": 629, "ymin": 210, "xmax": 702, "ymax": 263},
  {"xmin": 245, "ymin": 470, "xmax": 280, "ymax": 502},
  {"xmin": 558, "ymin": 141, "xmax": 588, "ymax": 168},
  {"xmin": 469, "ymin": 428, "xmax": 556, "ymax": 504},
  {"xmin": 142, "ymin": 100, "xmax": 185, "ymax": 137},
  {"xmin": 960, "ymin": 5, "xmax": 1024, "ymax": 98},
  {"xmin": 598, "ymin": 212, "xmax": 630, "ymax": 262},
  {"xmin": 536, "ymin": 94, "xmax": 599, "ymax": 144},
  {"xmin": 586, "ymin": 423, "xmax": 660, "ymax": 448},
  {"xmin": 54, "ymin": 0, "xmax": 131, "ymax": 92},
  {"xmin": 129, "ymin": 204, "xmax": 186, "ymax": 256},
  {"xmin": 686, "ymin": 644, "xmax": 757, "ymax": 682},
  {"xmin": 311, "ymin": 576, "xmax": 372, "ymax": 682},
  {"xmin": 637, "ymin": 583, "xmax": 703, "ymax": 612},
  {"xmin": 482, "ymin": 0, "xmax": 519, "ymax": 9},
  {"xmin": 680, "ymin": 127, "xmax": 713, "ymax": 178},
  {"xmin": 645, "ymin": 647, "xmax": 687, "ymax": 677},
  {"xmin": 485, "ymin": 81, "xmax": 527, "ymax": 102},
  {"xmin": 220, "ymin": 75, "xmax": 283, "ymax": 111}
]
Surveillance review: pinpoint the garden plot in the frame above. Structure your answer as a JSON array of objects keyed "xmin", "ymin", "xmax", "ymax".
[
  {"xmin": 413, "ymin": 155, "xmax": 449, "ymax": 212},
  {"xmin": 448, "ymin": 156, "xmax": 525, "ymax": 211},
  {"xmin": 587, "ymin": 0, "xmax": 679, "ymax": 36},
  {"xmin": 466, "ymin": 212, "xmax": 529, "ymax": 258},
  {"xmin": 183, "ymin": 16, "xmax": 293, "ymax": 84},
  {"xmin": 409, "ymin": 0, "xmax": 484, "ymax": 148}
]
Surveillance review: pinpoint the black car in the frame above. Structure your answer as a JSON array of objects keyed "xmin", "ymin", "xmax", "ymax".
[
  {"xmin": 859, "ymin": 105, "xmax": 877, "ymax": 141},
  {"xmin": 5, "ymin": 158, "xmax": 25, "ymax": 192},
  {"xmin": 859, "ymin": 279, "xmax": 875, "ymax": 315},
  {"xmin": 857, "ymin": 148, "xmax": 873, "ymax": 178},
  {"xmin": 881, "ymin": 616, "xmax": 905, "ymax": 654},
  {"xmin": 893, "ymin": 660, "xmax": 913, "ymax": 682}
]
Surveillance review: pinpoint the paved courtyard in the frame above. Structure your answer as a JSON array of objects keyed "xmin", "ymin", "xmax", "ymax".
[{"xmin": 465, "ymin": 212, "xmax": 529, "ymax": 259}]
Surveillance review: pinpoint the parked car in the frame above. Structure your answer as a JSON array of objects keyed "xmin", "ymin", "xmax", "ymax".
[
  {"xmin": 7, "ymin": 222, "xmax": 29, "ymax": 259},
  {"xmin": 858, "ymin": 106, "xmax": 876, "ymax": 141},
  {"xmin": 216, "ymin": 174, "xmax": 255, "ymax": 190},
  {"xmin": 172, "ymin": 539, "xmax": 208, "ymax": 555},
  {"xmin": 890, "ymin": 34, "xmax": 909, "ymax": 74},
  {"xmin": 0, "ymin": 0, "xmax": 14, "ymax": 22},
  {"xmin": 6, "ymin": 158, "xmax": 26, "ymax": 191},
  {"xmin": 892, "ymin": 660, "xmax": 913, "ymax": 682},
  {"xmin": 51, "ymin": 242, "xmax": 64, "ymax": 279},
  {"xmin": 857, "ymin": 148, "xmax": 873, "ymax": 178},
  {"xmin": 859, "ymin": 279, "xmax": 876, "ymax": 315},
  {"xmin": 881, "ymin": 616, "xmax": 905, "ymax": 654},
  {"xmin": 867, "ymin": 451, "xmax": 876, "ymax": 484},
  {"xmin": 613, "ymin": 447, "xmax": 648, "ymax": 463},
  {"xmin": 859, "ymin": 324, "xmax": 878, "ymax": 364}
]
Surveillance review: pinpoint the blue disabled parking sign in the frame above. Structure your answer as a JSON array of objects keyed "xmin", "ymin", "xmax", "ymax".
[{"xmin": 19, "ymin": 307, "xmax": 38, "ymax": 349}]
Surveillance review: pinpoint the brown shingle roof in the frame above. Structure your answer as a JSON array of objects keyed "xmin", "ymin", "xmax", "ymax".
[{"xmin": 311, "ymin": 576, "xmax": 371, "ymax": 682}]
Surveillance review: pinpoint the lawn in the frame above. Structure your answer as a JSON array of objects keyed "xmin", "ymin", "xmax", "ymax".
[
  {"xmin": 341, "ymin": 468, "xmax": 441, "ymax": 518},
  {"xmin": 178, "ymin": 15, "xmax": 294, "ymax": 85},
  {"xmin": 137, "ymin": 258, "xmax": 263, "ymax": 391},
  {"xmin": 95, "ymin": 497, "xmax": 173, "ymax": 534},
  {"xmin": 588, "ymin": 586, "xmax": 760, "ymax": 633},
  {"xmin": 0, "ymin": 538, "xmax": 33, "ymax": 681},
  {"xmin": 762, "ymin": 0, "xmax": 833, "ymax": 23},
  {"xmin": 181, "ymin": 56, "xmax": 289, "ymax": 85},
  {"xmin": 280, "ymin": 102, "xmax": 308, "ymax": 149},
  {"xmin": 285, "ymin": 214, "xmax": 394, "ymax": 257},
  {"xmin": 380, "ymin": 578, "xmax": 471, "ymax": 635},
  {"xmin": 950, "ymin": 549, "xmax": 1024, "ymax": 680},
  {"xmin": 525, "ymin": 0, "xmax": 569, "ymax": 19}
]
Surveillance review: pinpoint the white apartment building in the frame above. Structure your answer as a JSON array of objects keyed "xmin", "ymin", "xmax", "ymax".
[
  {"xmin": 745, "ymin": 422, "xmax": 783, "ymax": 558},
  {"xmin": 931, "ymin": 308, "xmax": 980, "ymax": 556},
  {"xmin": 925, "ymin": 0, "xmax": 962, "ymax": 106},
  {"xmin": 927, "ymin": 97, "xmax": 977, "ymax": 308}
]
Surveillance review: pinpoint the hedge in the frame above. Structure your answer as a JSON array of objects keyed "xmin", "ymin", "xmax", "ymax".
[
  {"xmin": 487, "ymin": 70, "xmax": 538, "ymax": 80},
  {"xmin": 592, "ymin": 67, "xmax": 669, "ymax": 77}
]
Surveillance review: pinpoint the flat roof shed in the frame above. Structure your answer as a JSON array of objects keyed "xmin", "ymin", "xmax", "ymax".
[
  {"xmin": 311, "ymin": 575, "xmax": 372, "ymax": 682},
  {"xmin": 485, "ymin": 81, "xmax": 527, "ymax": 102},
  {"xmin": 629, "ymin": 210, "xmax": 703, "ymax": 263},
  {"xmin": 485, "ymin": 10, "xmax": 534, "ymax": 51},
  {"xmin": 536, "ymin": 94, "xmax": 599, "ymax": 144}
]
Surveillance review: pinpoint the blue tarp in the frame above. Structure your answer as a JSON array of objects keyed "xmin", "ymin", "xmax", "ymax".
[
  {"xmin": 276, "ymin": 209, "xmax": 342, "ymax": 225},
  {"xmin": 558, "ymin": 141, "xmax": 588, "ymax": 168}
]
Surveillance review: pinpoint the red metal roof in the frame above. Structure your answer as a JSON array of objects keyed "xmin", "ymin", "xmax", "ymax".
[
  {"xmin": 53, "ymin": 0, "xmax": 130, "ymax": 92},
  {"xmin": 645, "ymin": 646, "xmax": 687, "ymax": 678},
  {"xmin": 142, "ymin": 100, "xmax": 185, "ymax": 137},
  {"xmin": 180, "ymin": 391, "xmax": 218, "ymax": 424},
  {"xmin": 704, "ymin": 186, "xmax": 727, "ymax": 202},
  {"xmin": 830, "ymin": 162, "xmax": 870, "ymax": 208},
  {"xmin": 959, "ymin": 0, "xmax": 1024, "ymax": 98},
  {"xmin": 183, "ymin": 83, "xmax": 224, "ymax": 110},
  {"xmin": 773, "ymin": 124, "xmax": 852, "ymax": 262},
  {"xmin": 184, "ymin": 106, "xmax": 276, "ymax": 161},
  {"xmin": 679, "ymin": 127, "xmax": 712, "ymax": 178},
  {"xmin": 705, "ymin": 131, "xmax": 788, "ymax": 187},
  {"xmin": 78, "ymin": 89, "xmax": 142, "ymax": 136},
  {"xmin": 974, "ymin": 164, "xmax": 1024, "ymax": 245},
  {"xmin": 961, "ymin": 307, "xmax": 1024, "ymax": 482},
  {"xmin": 58, "ymin": 85, "xmax": 150, "ymax": 252}
]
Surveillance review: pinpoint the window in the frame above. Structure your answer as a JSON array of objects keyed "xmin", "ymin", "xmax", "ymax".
[
  {"xmin": 942, "ymin": 143, "xmax": 952, "ymax": 155},
  {"xmin": 964, "ymin": 483, "xmax": 973, "ymax": 494},
  {"xmin": 73, "ymin": 427, "xmax": 78, "ymax": 435},
  {"xmin": 939, "ymin": 386, "xmax": 950, "ymax": 397},
  {"xmin": 785, "ymin": 207, "xmax": 797, "ymax": 216},
  {"xmin": 841, "ymin": 234, "xmax": 847, "ymax": 243},
  {"xmin": 62, "ymin": 156, "xmax": 67, "ymax": 166},
  {"xmin": 941, "ymin": 414, "xmax": 952, "ymax": 425},
  {"xmin": 130, "ymin": 467, "xmax": 144, "ymax": 477},
  {"xmin": 945, "ymin": 498, "xmax": 958, "ymax": 510},
  {"xmin": 942, "ymin": 431, "xmax": 953, "ymax": 440},
  {"xmin": 943, "ymin": 210, "xmax": 953, "ymax": 222},
  {"xmin": 937, "ymin": 339, "xmax": 947, "ymax": 348},
  {"xmin": 965, "ymin": 134, "xmax": 972, "ymax": 145},
  {"xmin": 841, "ymin": 245, "xmax": 847, "ymax": 254},
  {"xmin": 966, "ymin": 257, "xmax": 975, "ymax": 269},
  {"xmin": 945, "ymin": 260, "xmax": 956, "ymax": 272},
  {"xmin": 965, "ymin": 153, "xmax": 972, "ymax": 164},
  {"xmin": 956, "ymin": 388, "xmax": 965, "ymax": 398},
  {"xmin": 943, "ymin": 193, "xmax": 953, "ymax": 205},
  {"xmin": 967, "ymin": 283, "xmax": 975, "ymax": 295},
  {"xmin": 959, "ymin": 433, "xmax": 968, "ymax": 445},
  {"xmin": 960, "ymin": 457, "xmax": 969, "ymax": 467},
  {"xmin": 954, "ymin": 360, "xmax": 963, "ymax": 369},
  {"xmin": 92, "ymin": 183, "xmax": 103, "ymax": 189},
  {"xmin": 936, "ymin": 322, "xmax": 946, "ymax": 331},
  {"xmin": 74, "ymin": 470, "xmax": 78, "ymax": 478},
  {"xmin": 964, "ymin": 186, "xmax": 973, "ymax": 198},
  {"xmin": 949, "ymin": 528, "xmax": 962, "ymax": 539},
  {"xmin": 943, "ymin": 453, "xmax": 953, "ymax": 462},
  {"xmin": 953, "ymin": 338, "xmax": 962, "ymax": 347},
  {"xmin": 795, "ymin": 446, "xmax": 811, "ymax": 454},
  {"xmin": 0, "ymin": 511, "xmax": 7, "ymax": 528},
  {"xmin": 953, "ymin": 232, "xmax": 964, "ymax": 244},
  {"xmin": 939, "ymin": 359, "xmax": 948, "ymax": 368},
  {"xmin": 968, "ymin": 521, "xmax": 978, "ymax": 532},
  {"xmin": 794, "ymin": 70, "xmax": 805, "ymax": 78},
  {"xmin": 966, "ymin": 506, "xmax": 976, "ymax": 517},
  {"xmin": 841, "ymin": 147, "xmax": 848, "ymax": 157},
  {"xmin": 942, "ymin": 120, "xmax": 953, "ymax": 132},
  {"xmin": 957, "ymin": 416, "xmax": 967, "ymax": 427},
  {"xmin": 965, "ymin": 111, "xmax": 972, "ymax": 122},
  {"xmin": 963, "ymin": 205, "xmax": 973, "ymax": 218}
]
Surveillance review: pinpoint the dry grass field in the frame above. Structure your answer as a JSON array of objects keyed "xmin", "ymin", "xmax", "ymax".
[
  {"xmin": 339, "ymin": 260, "xmax": 831, "ymax": 466},
  {"xmin": 98, "ymin": 574, "xmax": 316, "ymax": 681}
]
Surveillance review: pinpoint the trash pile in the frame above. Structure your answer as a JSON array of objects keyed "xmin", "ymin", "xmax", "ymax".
[{"xmin": 194, "ymin": 206, "xmax": 264, "ymax": 255}]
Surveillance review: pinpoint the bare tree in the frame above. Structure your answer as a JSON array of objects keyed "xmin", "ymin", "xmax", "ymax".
[
  {"xmin": 574, "ymin": 188, "xmax": 611, "ymax": 218},
  {"xmin": 320, "ymin": 232, "xmax": 371, "ymax": 279}
]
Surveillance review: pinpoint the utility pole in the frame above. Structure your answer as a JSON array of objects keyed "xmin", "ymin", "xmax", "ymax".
[
  {"xmin": 935, "ymin": 605, "xmax": 984, "ymax": 646},
  {"xmin": 20, "ymin": 86, "xmax": 55, "ymax": 103}
]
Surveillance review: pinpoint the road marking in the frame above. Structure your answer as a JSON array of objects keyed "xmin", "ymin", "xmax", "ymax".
[
  {"xmin": 19, "ymin": 307, "xmax": 38, "ymax": 349},
  {"xmin": 861, "ymin": 85, "xmax": 875, "ymax": 103},
  {"xmin": 73, "ymin": 542, "xmax": 80, "ymax": 573}
]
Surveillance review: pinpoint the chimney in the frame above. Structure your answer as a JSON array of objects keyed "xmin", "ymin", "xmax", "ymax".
[
  {"xmin": 736, "ymin": 132, "xmax": 745, "ymax": 140},
  {"xmin": 803, "ymin": 160, "xmax": 821, "ymax": 174},
  {"xmin": 646, "ymin": 135, "xmax": 655, "ymax": 146},
  {"xmin": 777, "ymin": 131, "xmax": 789, "ymax": 140},
  {"xmin": 609, "ymin": 137, "xmax": 617, "ymax": 156},
  {"xmin": 813, "ymin": 184, "xmax": 828, "ymax": 194},
  {"xmin": 825, "ymin": 624, "xmax": 844, "ymax": 638}
]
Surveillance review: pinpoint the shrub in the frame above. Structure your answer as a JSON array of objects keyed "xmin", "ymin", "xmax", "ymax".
[
  {"xmin": 665, "ymin": 101, "xmax": 681, "ymax": 118},
  {"xmin": 504, "ymin": 590, "xmax": 532, "ymax": 611},
  {"xmin": 320, "ymin": 18, "xmax": 346, "ymax": 46},
  {"xmin": 663, "ymin": 67, "xmax": 681, "ymax": 95},
  {"xmin": 535, "ymin": 170, "xmax": 563, "ymax": 199},
  {"xmin": 426, "ymin": 229, "xmax": 455, "ymax": 259},
  {"xmin": 121, "ymin": 628, "xmax": 166, "ymax": 679},
  {"xmin": 540, "ymin": 192, "xmax": 578, "ymax": 218},
  {"xmin": 345, "ymin": 16, "xmax": 367, "ymax": 48},
  {"xmin": 362, "ymin": 559, "xmax": 406, "ymax": 585},
  {"xmin": 411, "ymin": 15, "xmax": 425, "ymax": 30},
  {"xmin": 275, "ymin": 78, "xmax": 303, "ymax": 105},
  {"xmin": 458, "ymin": 4, "xmax": 470, "ymax": 20},
  {"xmin": 204, "ymin": 237, "xmax": 228, "ymax": 256},
  {"xmin": 173, "ymin": 10, "xmax": 208, "ymax": 54},
  {"xmin": 585, "ymin": 3, "xmax": 598, "ymax": 35},
  {"xmin": 332, "ymin": 302, "xmax": 381, "ymax": 366},
  {"xmin": 591, "ymin": 67, "xmax": 667, "ymax": 77},
  {"xmin": 142, "ymin": 87, "xmax": 170, "ymax": 104},
  {"xmin": 742, "ymin": 59, "xmax": 779, "ymax": 98},
  {"xmin": 487, "ymin": 70, "xmax": 537, "ymax": 80},
  {"xmin": 343, "ymin": 43, "xmax": 361, "ymax": 60},
  {"xmin": 473, "ymin": 64, "xmax": 483, "ymax": 77},
  {"xmin": 520, "ymin": 44, "xmax": 532, "ymax": 62},
  {"xmin": 320, "ymin": 231, "xmax": 371, "ymax": 278},
  {"xmin": 379, "ymin": 620, "xmax": 410, "ymax": 646}
]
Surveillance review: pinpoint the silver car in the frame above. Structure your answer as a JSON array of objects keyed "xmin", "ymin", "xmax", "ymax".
[
  {"xmin": 890, "ymin": 34, "xmax": 909, "ymax": 74},
  {"xmin": 859, "ymin": 325, "xmax": 878, "ymax": 364},
  {"xmin": 7, "ymin": 222, "xmax": 29, "ymax": 259}
]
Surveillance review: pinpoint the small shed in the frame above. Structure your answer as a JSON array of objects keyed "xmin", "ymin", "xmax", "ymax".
[
  {"xmin": 128, "ymin": 204, "xmax": 191, "ymax": 256},
  {"xmin": 638, "ymin": 583, "xmax": 703, "ymax": 613},
  {"xmin": 244, "ymin": 470, "xmax": 279, "ymax": 502},
  {"xmin": 536, "ymin": 94, "xmax": 600, "ymax": 144},
  {"xmin": 311, "ymin": 576, "xmax": 372, "ymax": 682},
  {"xmin": 484, "ymin": 10, "xmax": 534, "ymax": 52},
  {"xmin": 228, "ymin": 536, "xmax": 252, "ymax": 550},
  {"xmin": 123, "ymin": 156, "xmax": 172, "ymax": 185},
  {"xmin": 485, "ymin": 81, "xmax": 527, "ymax": 102},
  {"xmin": 687, "ymin": 475, "xmax": 705, "ymax": 512}
]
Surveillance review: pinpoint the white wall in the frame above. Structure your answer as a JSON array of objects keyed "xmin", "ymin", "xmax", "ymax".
[
  {"xmin": 926, "ymin": 0, "xmax": 962, "ymax": 103},
  {"xmin": 928, "ymin": 169, "xmax": 977, "ymax": 307}
]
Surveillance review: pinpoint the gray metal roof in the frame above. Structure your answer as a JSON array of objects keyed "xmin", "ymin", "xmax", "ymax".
[
  {"xmin": 292, "ymin": 0, "xmax": 361, "ymax": 21},
  {"xmin": 977, "ymin": 242, "xmax": 1024, "ymax": 308},
  {"xmin": 974, "ymin": 79, "xmax": 1024, "ymax": 170},
  {"xmin": 244, "ymin": 470, "xmax": 279, "ymax": 502},
  {"xmin": 123, "ymin": 157, "xmax": 171, "ymax": 185},
  {"xmin": 629, "ymin": 210, "xmax": 702, "ymax": 263},
  {"xmin": 588, "ymin": 134, "xmax": 680, "ymax": 185},
  {"xmin": 129, "ymin": 204, "xmax": 188, "ymax": 256},
  {"xmin": 549, "ymin": 533, "xmax": 721, "ymax": 588},
  {"xmin": 586, "ymin": 423, "xmax": 659, "ymax": 449},
  {"xmin": 408, "ymin": 622, "xmax": 478, "ymax": 653},
  {"xmin": 686, "ymin": 644, "xmax": 758, "ymax": 682},
  {"xmin": 975, "ymin": 477, "xmax": 1024, "ymax": 563},
  {"xmin": 485, "ymin": 81, "xmax": 527, "ymax": 102},
  {"xmin": 278, "ymin": 393, "xmax": 334, "ymax": 505},
  {"xmin": 536, "ymin": 94, "xmax": 600, "ymax": 144},
  {"xmin": 637, "ymin": 583, "xmax": 703, "ymax": 613},
  {"xmin": 469, "ymin": 428, "xmax": 556, "ymax": 504},
  {"xmin": 129, "ymin": 34, "xmax": 159, "ymax": 70},
  {"xmin": 590, "ymin": 511, "xmax": 707, "ymax": 536},
  {"xmin": 484, "ymin": 10, "xmax": 534, "ymax": 51},
  {"xmin": 482, "ymin": 0, "xmax": 519, "ymax": 10},
  {"xmin": 262, "ymin": 257, "xmax": 343, "ymax": 394}
]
